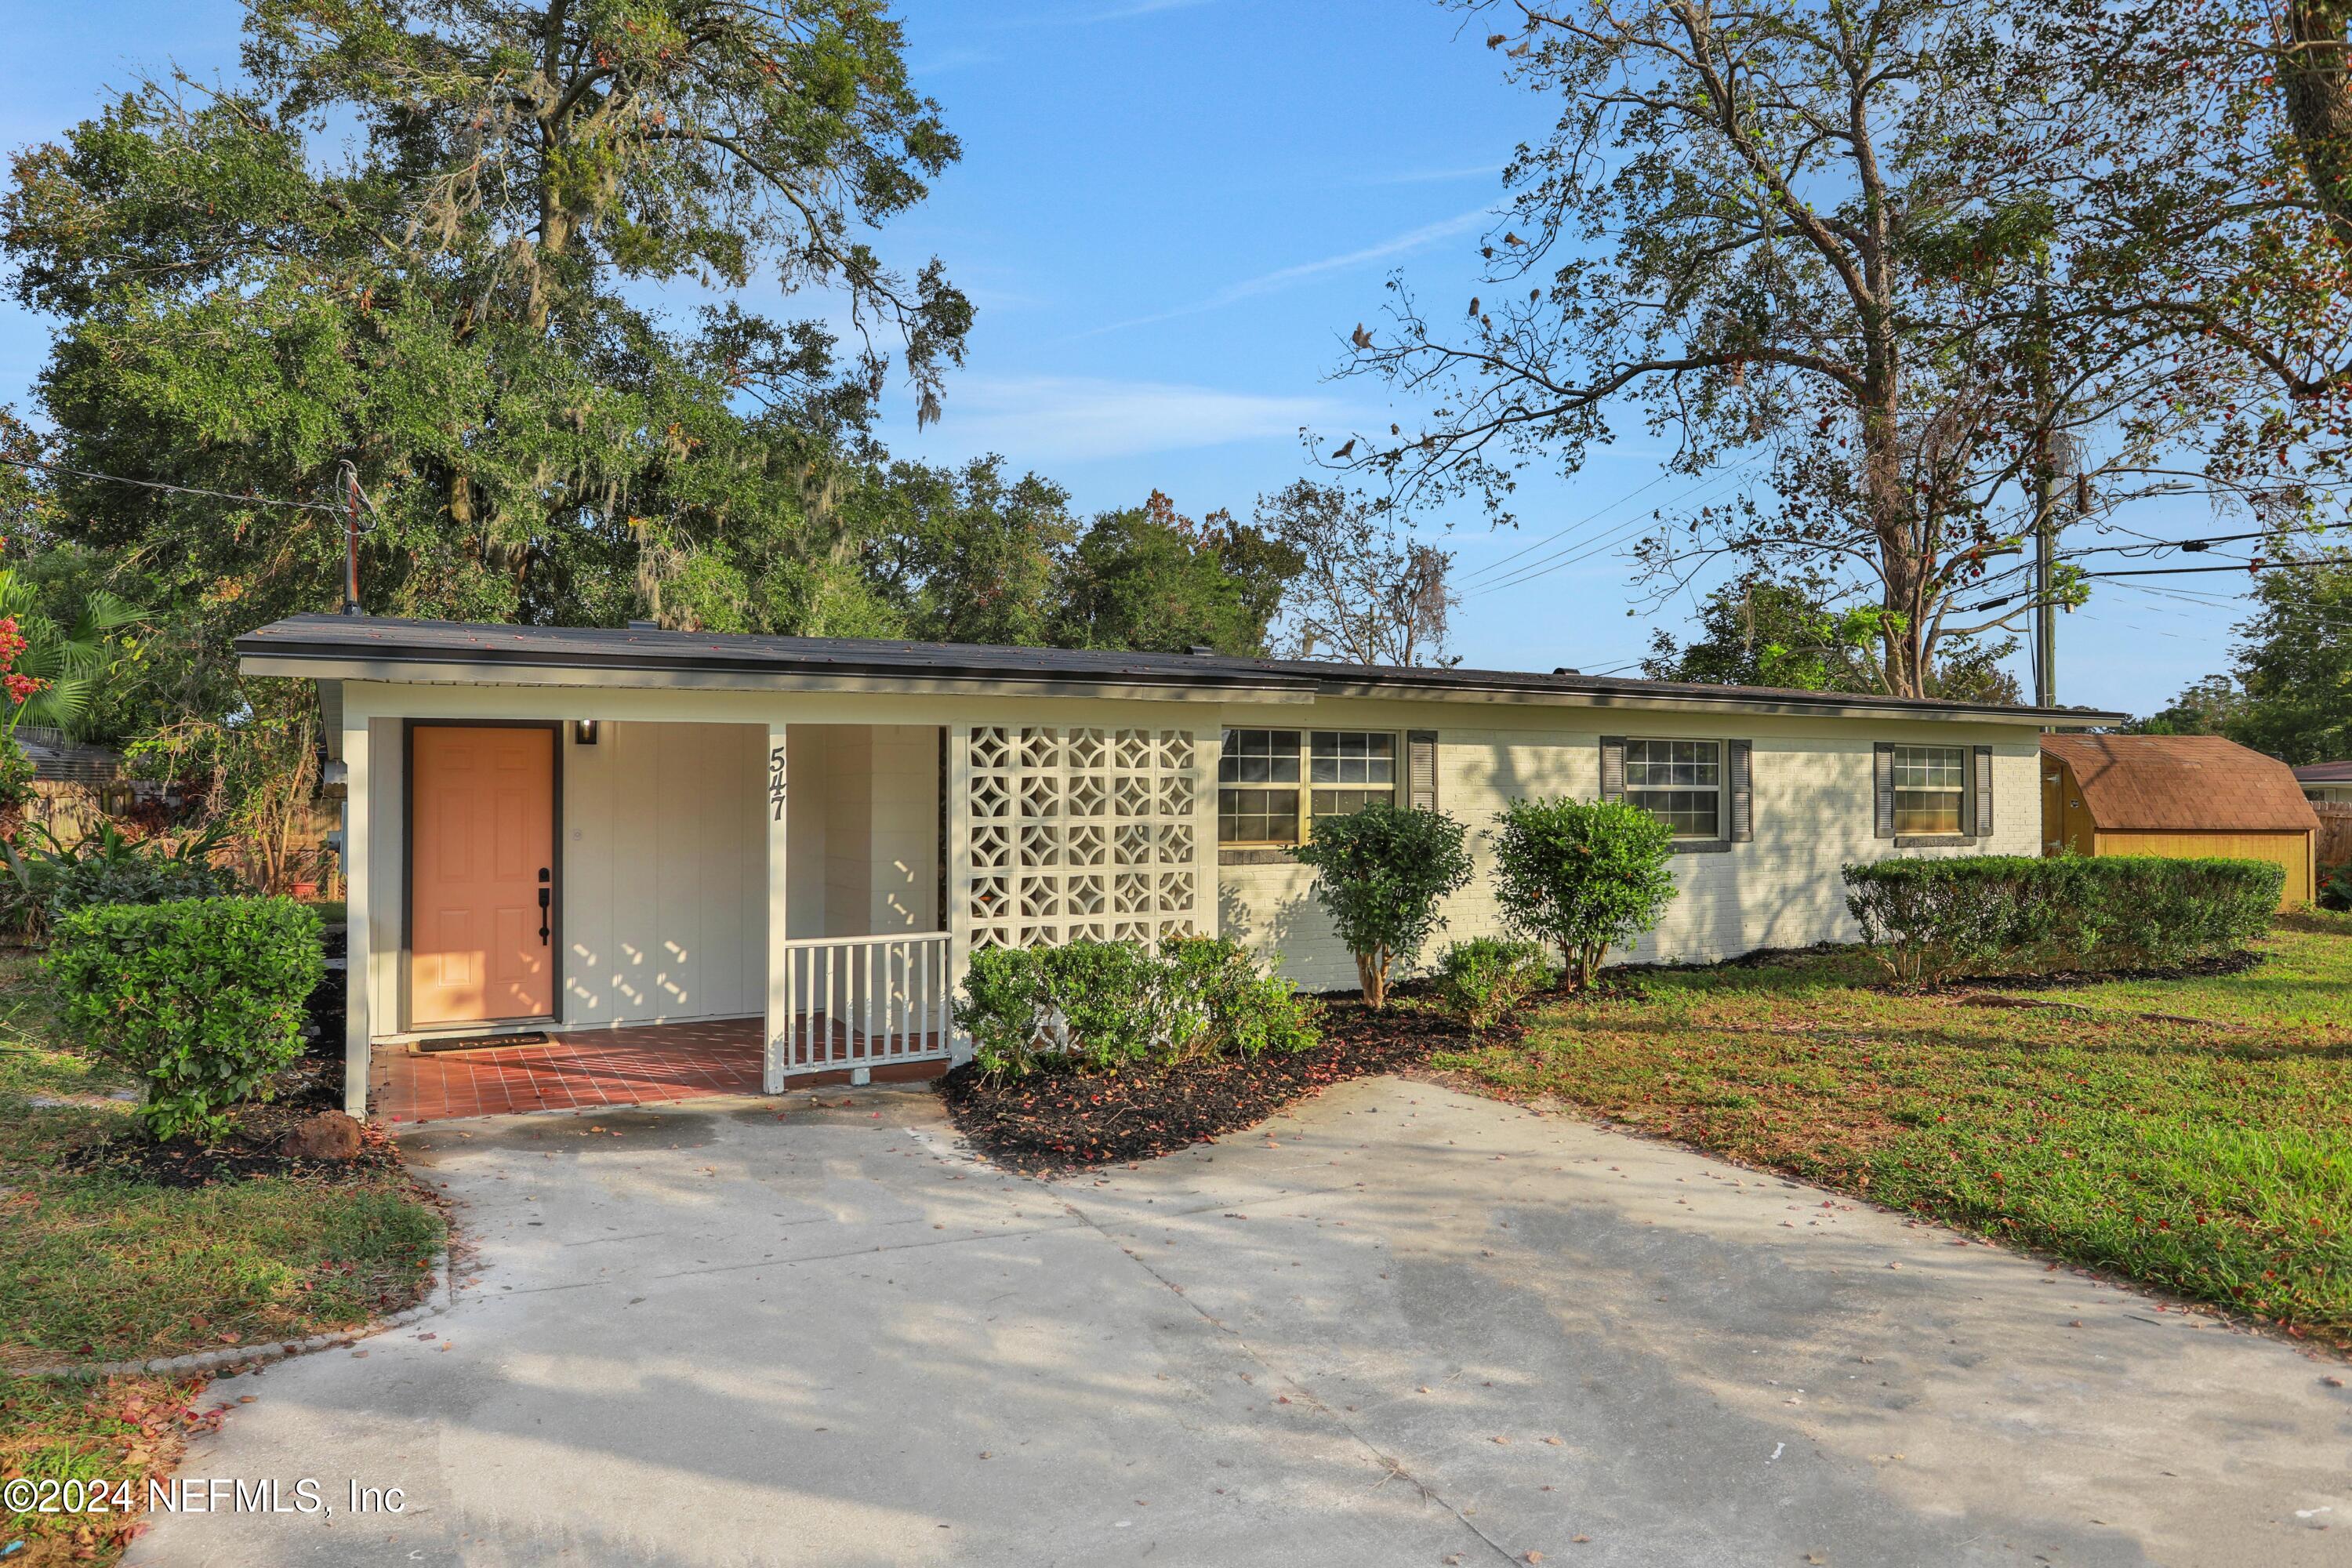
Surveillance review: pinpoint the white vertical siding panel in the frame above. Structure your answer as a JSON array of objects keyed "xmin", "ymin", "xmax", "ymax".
[
  {"xmin": 555, "ymin": 720, "xmax": 764, "ymax": 1027},
  {"xmin": 341, "ymin": 717, "xmax": 373, "ymax": 1115},
  {"xmin": 561, "ymin": 718, "xmax": 615, "ymax": 1022},
  {"xmin": 366, "ymin": 717, "xmax": 403, "ymax": 1036}
]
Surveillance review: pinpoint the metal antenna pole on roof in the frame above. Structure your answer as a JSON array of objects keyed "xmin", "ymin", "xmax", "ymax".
[{"xmin": 338, "ymin": 459, "xmax": 365, "ymax": 616}]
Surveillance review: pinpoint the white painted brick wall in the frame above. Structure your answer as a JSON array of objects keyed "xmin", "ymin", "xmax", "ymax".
[{"xmin": 1216, "ymin": 715, "xmax": 2042, "ymax": 994}]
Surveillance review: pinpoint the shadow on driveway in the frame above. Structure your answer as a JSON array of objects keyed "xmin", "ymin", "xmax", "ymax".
[{"xmin": 130, "ymin": 1081, "xmax": 2348, "ymax": 1566}]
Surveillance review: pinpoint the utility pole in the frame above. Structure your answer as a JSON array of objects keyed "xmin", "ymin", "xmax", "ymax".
[
  {"xmin": 2029, "ymin": 284, "xmax": 2057, "ymax": 709},
  {"xmin": 2034, "ymin": 460, "xmax": 2056, "ymax": 708}
]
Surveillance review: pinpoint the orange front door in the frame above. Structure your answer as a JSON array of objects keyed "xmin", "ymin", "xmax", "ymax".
[{"xmin": 410, "ymin": 725, "xmax": 556, "ymax": 1025}]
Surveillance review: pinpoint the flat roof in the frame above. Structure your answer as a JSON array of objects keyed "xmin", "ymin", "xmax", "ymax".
[{"xmin": 235, "ymin": 614, "xmax": 2126, "ymax": 724}]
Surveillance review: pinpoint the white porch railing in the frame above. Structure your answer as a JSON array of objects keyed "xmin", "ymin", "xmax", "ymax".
[{"xmin": 775, "ymin": 931, "xmax": 953, "ymax": 1080}]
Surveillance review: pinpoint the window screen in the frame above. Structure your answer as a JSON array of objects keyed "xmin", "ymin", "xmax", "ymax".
[
  {"xmin": 1218, "ymin": 729, "xmax": 1396, "ymax": 844},
  {"xmin": 1893, "ymin": 744, "xmax": 1966, "ymax": 834},
  {"xmin": 1308, "ymin": 731, "xmax": 1396, "ymax": 824},
  {"xmin": 1624, "ymin": 738, "xmax": 1722, "ymax": 839}
]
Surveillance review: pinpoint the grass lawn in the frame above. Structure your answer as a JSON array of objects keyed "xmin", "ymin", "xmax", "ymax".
[
  {"xmin": 1436, "ymin": 910, "xmax": 2352, "ymax": 1349},
  {"xmin": 0, "ymin": 1375, "xmax": 212, "ymax": 1566},
  {"xmin": 0, "ymin": 952, "xmax": 441, "ymax": 1563}
]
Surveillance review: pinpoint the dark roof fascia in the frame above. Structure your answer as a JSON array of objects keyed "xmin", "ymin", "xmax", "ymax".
[
  {"xmin": 234, "ymin": 615, "xmax": 2125, "ymax": 725},
  {"xmin": 234, "ymin": 629, "xmax": 1318, "ymax": 701}
]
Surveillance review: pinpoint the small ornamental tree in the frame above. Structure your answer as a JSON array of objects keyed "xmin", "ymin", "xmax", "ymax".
[
  {"xmin": 1288, "ymin": 802, "xmax": 1472, "ymax": 1007},
  {"xmin": 1490, "ymin": 798, "xmax": 1679, "ymax": 990}
]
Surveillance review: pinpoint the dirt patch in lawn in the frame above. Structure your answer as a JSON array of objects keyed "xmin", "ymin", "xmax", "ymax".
[{"xmin": 940, "ymin": 1001, "xmax": 1485, "ymax": 1176}]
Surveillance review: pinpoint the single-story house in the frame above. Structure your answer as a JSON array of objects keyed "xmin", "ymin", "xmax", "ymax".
[
  {"xmin": 2294, "ymin": 760, "xmax": 2352, "ymax": 805},
  {"xmin": 236, "ymin": 614, "xmax": 2122, "ymax": 1116},
  {"xmin": 2039, "ymin": 733, "xmax": 2318, "ymax": 908}
]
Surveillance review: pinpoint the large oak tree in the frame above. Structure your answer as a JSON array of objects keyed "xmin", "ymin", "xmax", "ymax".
[
  {"xmin": 3, "ymin": 0, "xmax": 970, "ymax": 735},
  {"xmin": 1335, "ymin": 0, "xmax": 2256, "ymax": 699}
]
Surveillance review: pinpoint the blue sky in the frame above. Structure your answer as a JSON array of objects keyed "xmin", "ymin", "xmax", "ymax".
[{"xmin": 0, "ymin": 0, "xmax": 2258, "ymax": 715}]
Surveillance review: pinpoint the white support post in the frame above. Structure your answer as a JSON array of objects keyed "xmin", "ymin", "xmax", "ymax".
[
  {"xmin": 341, "ymin": 720, "xmax": 372, "ymax": 1118},
  {"xmin": 944, "ymin": 724, "xmax": 972, "ymax": 1065},
  {"xmin": 763, "ymin": 724, "xmax": 789, "ymax": 1094}
]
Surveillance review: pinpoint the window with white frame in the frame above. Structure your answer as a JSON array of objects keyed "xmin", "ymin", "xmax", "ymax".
[
  {"xmin": 1624, "ymin": 738, "xmax": 1723, "ymax": 839},
  {"xmin": 1219, "ymin": 729, "xmax": 1396, "ymax": 844},
  {"xmin": 1893, "ymin": 743, "xmax": 1968, "ymax": 834}
]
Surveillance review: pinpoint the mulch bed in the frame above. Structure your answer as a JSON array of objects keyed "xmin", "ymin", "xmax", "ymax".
[
  {"xmin": 938, "ymin": 1000, "xmax": 1483, "ymax": 1176},
  {"xmin": 57, "ymin": 960, "xmax": 396, "ymax": 1189}
]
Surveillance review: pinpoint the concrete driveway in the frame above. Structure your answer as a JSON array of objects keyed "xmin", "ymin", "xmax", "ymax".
[{"xmin": 132, "ymin": 1078, "xmax": 2348, "ymax": 1567}]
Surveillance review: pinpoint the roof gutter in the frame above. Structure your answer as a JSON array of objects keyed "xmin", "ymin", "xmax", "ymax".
[
  {"xmin": 234, "ymin": 641, "xmax": 1319, "ymax": 704},
  {"xmin": 236, "ymin": 630, "xmax": 2125, "ymax": 725}
]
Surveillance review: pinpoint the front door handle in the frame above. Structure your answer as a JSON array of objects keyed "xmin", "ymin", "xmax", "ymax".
[{"xmin": 538, "ymin": 878, "xmax": 550, "ymax": 946}]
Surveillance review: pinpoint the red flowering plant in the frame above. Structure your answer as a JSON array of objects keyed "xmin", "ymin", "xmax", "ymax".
[
  {"xmin": 0, "ymin": 568, "xmax": 147, "ymax": 823},
  {"xmin": 1, "ymin": 613, "xmax": 49, "ymax": 710},
  {"xmin": 0, "ymin": 568, "xmax": 144, "ymax": 739}
]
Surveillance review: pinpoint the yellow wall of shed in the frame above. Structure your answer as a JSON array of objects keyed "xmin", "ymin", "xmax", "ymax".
[
  {"xmin": 2039, "ymin": 757, "xmax": 2313, "ymax": 907},
  {"xmin": 2089, "ymin": 830, "xmax": 2314, "ymax": 909}
]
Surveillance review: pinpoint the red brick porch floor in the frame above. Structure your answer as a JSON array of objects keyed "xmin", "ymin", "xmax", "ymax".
[{"xmin": 373, "ymin": 1017, "xmax": 764, "ymax": 1124}]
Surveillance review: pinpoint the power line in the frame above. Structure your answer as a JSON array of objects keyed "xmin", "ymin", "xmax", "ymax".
[
  {"xmin": 2114, "ymin": 576, "xmax": 2352, "ymax": 637},
  {"xmin": 1450, "ymin": 467, "xmax": 1682, "ymax": 589},
  {"xmin": 1454, "ymin": 452, "xmax": 1766, "ymax": 597},
  {"xmin": 1965, "ymin": 550, "xmax": 2340, "ymax": 610},
  {"xmin": 0, "ymin": 454, "xmax": 350, "ymax": 515},
  {"xmin": 2081, "ymin": 558, "xmax": 2322, "ymax": 580},
  {"xmin": 1463, "ymin": 460, "xmax": 1762, "ymax": 601}
]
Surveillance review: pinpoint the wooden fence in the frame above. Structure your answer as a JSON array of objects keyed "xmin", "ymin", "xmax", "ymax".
[
  {"xmin": 2318, "ymin": 803, "xmax": 2352, "ymax": 873},
  {"xmin": 9, "ymin": 779, "xmax": 342, "ymax": 898}
]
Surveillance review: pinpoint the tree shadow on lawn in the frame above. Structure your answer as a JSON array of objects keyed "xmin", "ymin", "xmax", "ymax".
[{"xmin": 1522, "ymin": 993, "xmax": 2352, "ymax": 1064}]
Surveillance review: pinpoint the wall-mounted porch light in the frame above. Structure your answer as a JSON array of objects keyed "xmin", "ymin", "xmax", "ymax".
[{"xmin": 573, "ymin": 719, "xmax": 600, "ymax": 746}]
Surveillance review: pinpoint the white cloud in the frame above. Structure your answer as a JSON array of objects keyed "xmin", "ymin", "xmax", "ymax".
[
  {"xmin": 909, "ymin": 376, "xmax": 1345, "ymax": 463},
  {"xmin": 986, "ymin": 0, "xmax": 1219, "ymax": 27},
  {"xmin": 1213, "ymin": 208, "xmax": 1490, "ymax": 303},
  {"xmin": 909, "ymin": 47, "xmax": 1001, "ymax": 77},
  {"xmin": 1359, "ymin": 162, "xmax": 1507, "ymax": 187},
  {"xmin": 1073, "ymin": 206, "xmax": 1492, "ymax": 339},
  {"xmin": 1080, "ymin": 0, "xmax": 1216, "ymax": 17}
]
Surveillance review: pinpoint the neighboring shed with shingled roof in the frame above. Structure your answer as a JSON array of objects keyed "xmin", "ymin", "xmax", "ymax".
[{"xmin": 2040, "ymin": 734, "xmax": 2319, "ymax": 908}]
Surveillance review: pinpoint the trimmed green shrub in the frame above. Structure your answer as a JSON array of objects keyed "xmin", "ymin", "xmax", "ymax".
[
  {"xmin": 1288, "ymin": 802, "xmax": 1472, "ymax": 1007},
  {"xmin": 1842, "ymin": 855, "xmax": 2282, "ymax": 985},
  {"xmin": 956, "ymin": 936, "xmax": 1319, "ymax": 1080},
  {"xmin": 47, "ymin": 896, "xmax": 325, "ymax": 1141},
  {"xmin": 1163, "ymin": 935, "xmax": 1323, "ymax": 1061},
  {"xmin": 1436, "ymin": 936, "xmax": 1561, "ymax": 1032},
  {"xmin": 1490, "ymin": 797, "xmax": 1679, "ymax": 989}
]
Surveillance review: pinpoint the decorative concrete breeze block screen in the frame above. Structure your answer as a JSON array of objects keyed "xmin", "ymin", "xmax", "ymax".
[{"xmin": 960, "ymin": 724, "xmax": 1210, "ymax": 949}]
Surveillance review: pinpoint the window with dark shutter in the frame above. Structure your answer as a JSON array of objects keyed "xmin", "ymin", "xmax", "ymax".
[
  {"xmin": 1599, "ymin": 735, "xmax": 1625, "ymax": 801},
  {"xmin": 1972, "ymin": 745, "xmax": 1994, "ymax": 837},
  {"xmin": 1729, "ymin": 739, "xmax": 1753, "ymax": 842},
  {"xmin": 1406, "ymin": 730, "xmax": 1438, "ymax": 811},
  {"xmin": 1873, "ymin": 742, "xmax": 1896, "ymax": 838}
]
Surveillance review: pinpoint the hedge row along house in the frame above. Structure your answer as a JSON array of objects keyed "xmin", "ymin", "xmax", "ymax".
[
  {"xmin": 2038, "ymin": 734, "xmax": 2320, "ymax": 910},
  {"xmin": 237, "ymin": 615, "xmax": 2121, "ymax": 1118}
]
